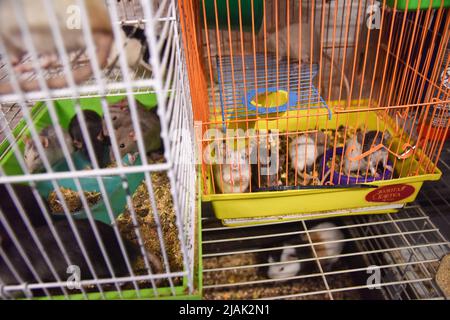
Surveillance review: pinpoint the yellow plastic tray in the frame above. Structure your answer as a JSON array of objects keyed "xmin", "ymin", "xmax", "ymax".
[{"xmin": 201, "ymin": 101, "xmax": 442, "ymax": 225}]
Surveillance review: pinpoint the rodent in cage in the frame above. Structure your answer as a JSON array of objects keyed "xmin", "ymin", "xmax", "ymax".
[
  {"xmin": 23, "ymin": 126, "xmax": 74, "ymax": 173},
  {"xmin": 105, "ymin": 26, "xmax": 172, "ymax": 77},
  {"xmin": 107, "ymin": 99, "xmax": 163, "ymax": 164},
  {"xmin": 343, "ymin": 130, "xmax": 393, "ymax": 178},
  {"xmin": 0, "ymin": 219, "xmax": 163, "ymax": 297},
  {"xmin": 289, "ymin": 131, "xmax": 327, "ymax": 181},
  {"xmin": 207, "ymin": 140, "xmax": 255, "ymax": 194},
  {"xmin": 0, "ymin": 0, "xmax": 168, "ymax": 94},
  {"xmin": 260, "ymin": 222, "xmax": 345, "ymax": 280},
  {"xmin": 0, "ymin": 0, "xmax": 113, "ymax": 93},
  {"xmin": 251, "ymin": 130, "xmax": 283, "ymax": 189},
  {"xmin": 69, "ymin": 109, "xmax": 111, "ymax": 169}
]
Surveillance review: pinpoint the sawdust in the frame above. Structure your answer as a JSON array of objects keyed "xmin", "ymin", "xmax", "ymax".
[
  {"xmin": 48, "ymin": 187, "xmax": 101, "ymax": 213},
  {"xmin": 116, "ymin": 158, "xmax": 183, "ymax": 277},
  {"xmin": 203, "ymin": 252, "xmax": 361, "ymax": 300}
]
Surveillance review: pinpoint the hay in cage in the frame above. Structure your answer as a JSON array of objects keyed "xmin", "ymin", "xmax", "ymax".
[
  {"xmin": 48, "ymin": 187, "xmax": 101, "ymax": 213},
  {"xmin": 203, "ymin": 252, "xmax": 361, "ymax": 300},
  {"xmin": 117, "ymin": 158, "xmax": 184, "ymax": 279}
]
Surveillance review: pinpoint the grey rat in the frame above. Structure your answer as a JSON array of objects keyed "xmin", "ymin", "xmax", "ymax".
[
  {"xmin": 68, "ymin": 110, "xmax": 111, "ymax": 168},
  {"xmin": 23, "ymin": 126, "xmax": 74, "ymax": 173},
  {"xmin": 344, "ymin": 130, "xmax": 393, "ymax": 177},
  {"xmin": 267, "ymin": 21, "xmax": 350, "ymax": 100},
  {"xmin": 0, "ymin": 219, "xmax": 163, "ymax": 297},
  {"xmin": 107, "ymin": 100, "xmax": 162, "ymax": 164}
]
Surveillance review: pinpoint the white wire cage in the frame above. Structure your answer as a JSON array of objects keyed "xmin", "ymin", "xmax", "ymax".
[{"xmin": 0, "ymin": 0, "xmax": 199, "ymax": 299}]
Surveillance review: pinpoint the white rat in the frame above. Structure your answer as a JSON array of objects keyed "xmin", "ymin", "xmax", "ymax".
[
  {"xmin": 344, "ymin": 130, "xmax": 393, "ymax": 178},
  {"xmin": 23, "ymin": 126, "xmax": 74, "ymax": 173},
  {"xmin": 0, "ymin": 0, "xmax": 113, "ymax": 93},
  {"xmin": 267, "ymin": 22, "xmax": 350, "ymax": 99},
  {"xmin": 265, "ymin": 222, "xmax": 345, "ymax": 279},
  {"xmin": 289, "ymin": 131, "xmax": 326, "ymax": 174},
  {"xmin": 207, "ymin": 142, "xmax": 254, "ymax": 194}
]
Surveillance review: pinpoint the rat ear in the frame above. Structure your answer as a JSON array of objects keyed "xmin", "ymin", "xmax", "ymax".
[
  {"xmin": 129, "ymin": 131, "xmax": 137, "ymax": 141},
  {"xmin": 23, "ymin": 136, "xmax": 30, "ymax": 145},
  {"xmin": 41, "ymin": 137, "xmax": 49, "ymax": 148},
  {"xmin": 127, "ymin": 152, "xmax": 138, "ymax": 165}
]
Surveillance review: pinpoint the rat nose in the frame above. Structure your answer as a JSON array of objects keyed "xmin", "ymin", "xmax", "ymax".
[{"xmin": 231, "ymin": 163, "xmax": 239, "ymax": 170}]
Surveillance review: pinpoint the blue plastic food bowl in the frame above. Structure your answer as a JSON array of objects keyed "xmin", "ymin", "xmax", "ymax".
[
  {"xmin": 35, "ymin": 150, "xmax": 145, "ymax": 225},
  {"xmin": 322, "ymin": 147, "xmax": 393, "ymax": 185}
]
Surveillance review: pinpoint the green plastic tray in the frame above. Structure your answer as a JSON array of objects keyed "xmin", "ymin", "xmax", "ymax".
[
  {"xmin": 386, "ymin": 0, "xmax": 450, "ymax": 10},
  {"xmin": 35, "ymin": 151, "xmax": 144, "ymax": 225},
  {"xmin": 0, "ymin": 94, "xmax": 157, "ymax": 224}
]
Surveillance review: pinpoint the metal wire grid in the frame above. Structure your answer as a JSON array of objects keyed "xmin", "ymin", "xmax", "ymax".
[
  {"xmin": 0, "ymin": 0, "xmax": 175, "ymax": 103},
  {"xmin": 214, "ymin": 54, "xmax": 330, "ymax": 124},
  {"xmin": 202, "ymin": 206, "xmax": 450, "ymax": 300},
  {"xmin": 0, "ymin": 0, "xmax": 197, "ymax": 299},
  {"xmin": 416, "ymin": 142, "xmax": 450, "ymax": 242}
]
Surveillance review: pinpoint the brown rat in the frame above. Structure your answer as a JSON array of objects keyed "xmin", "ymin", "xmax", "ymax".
[{"xmin": 23, "ymin": 126, "xmax": 74, "ymax": 173}]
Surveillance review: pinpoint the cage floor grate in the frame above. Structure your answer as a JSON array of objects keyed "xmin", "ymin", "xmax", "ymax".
[{"xmin": 202, "ymin": 200, "xmax": 450, "ymax": 300}]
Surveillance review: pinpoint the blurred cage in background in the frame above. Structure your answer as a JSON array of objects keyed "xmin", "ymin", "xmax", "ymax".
[
  {"xmin": 0, "ymin": 0, "xmax": 200, "ymax": 299},
  {"xmin": 177, "ymin": 0, "xmax": 450, "ymax": 225}
]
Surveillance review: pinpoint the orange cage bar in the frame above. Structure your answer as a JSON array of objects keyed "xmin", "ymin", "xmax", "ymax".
[{"xmin": 179, "ymin": 0, "xmax": 450, "ymax": 224}]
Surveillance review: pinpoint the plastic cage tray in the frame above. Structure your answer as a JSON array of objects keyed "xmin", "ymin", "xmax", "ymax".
[
  {"xmin": 35, "ymin": 150, "xmax": 144, "ymax": 225},
  {"xmin": 0, "ymin": 94, "xmax": 155, "ymax": 225},
  {"xmin": 216, "ymin": 54, "xmax": 331, "ymax": 129}
]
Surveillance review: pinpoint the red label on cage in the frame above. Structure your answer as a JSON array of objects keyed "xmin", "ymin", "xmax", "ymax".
[{"xmin": 365, "ymin": 184, "xmax": 415, "ymax": 203}]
